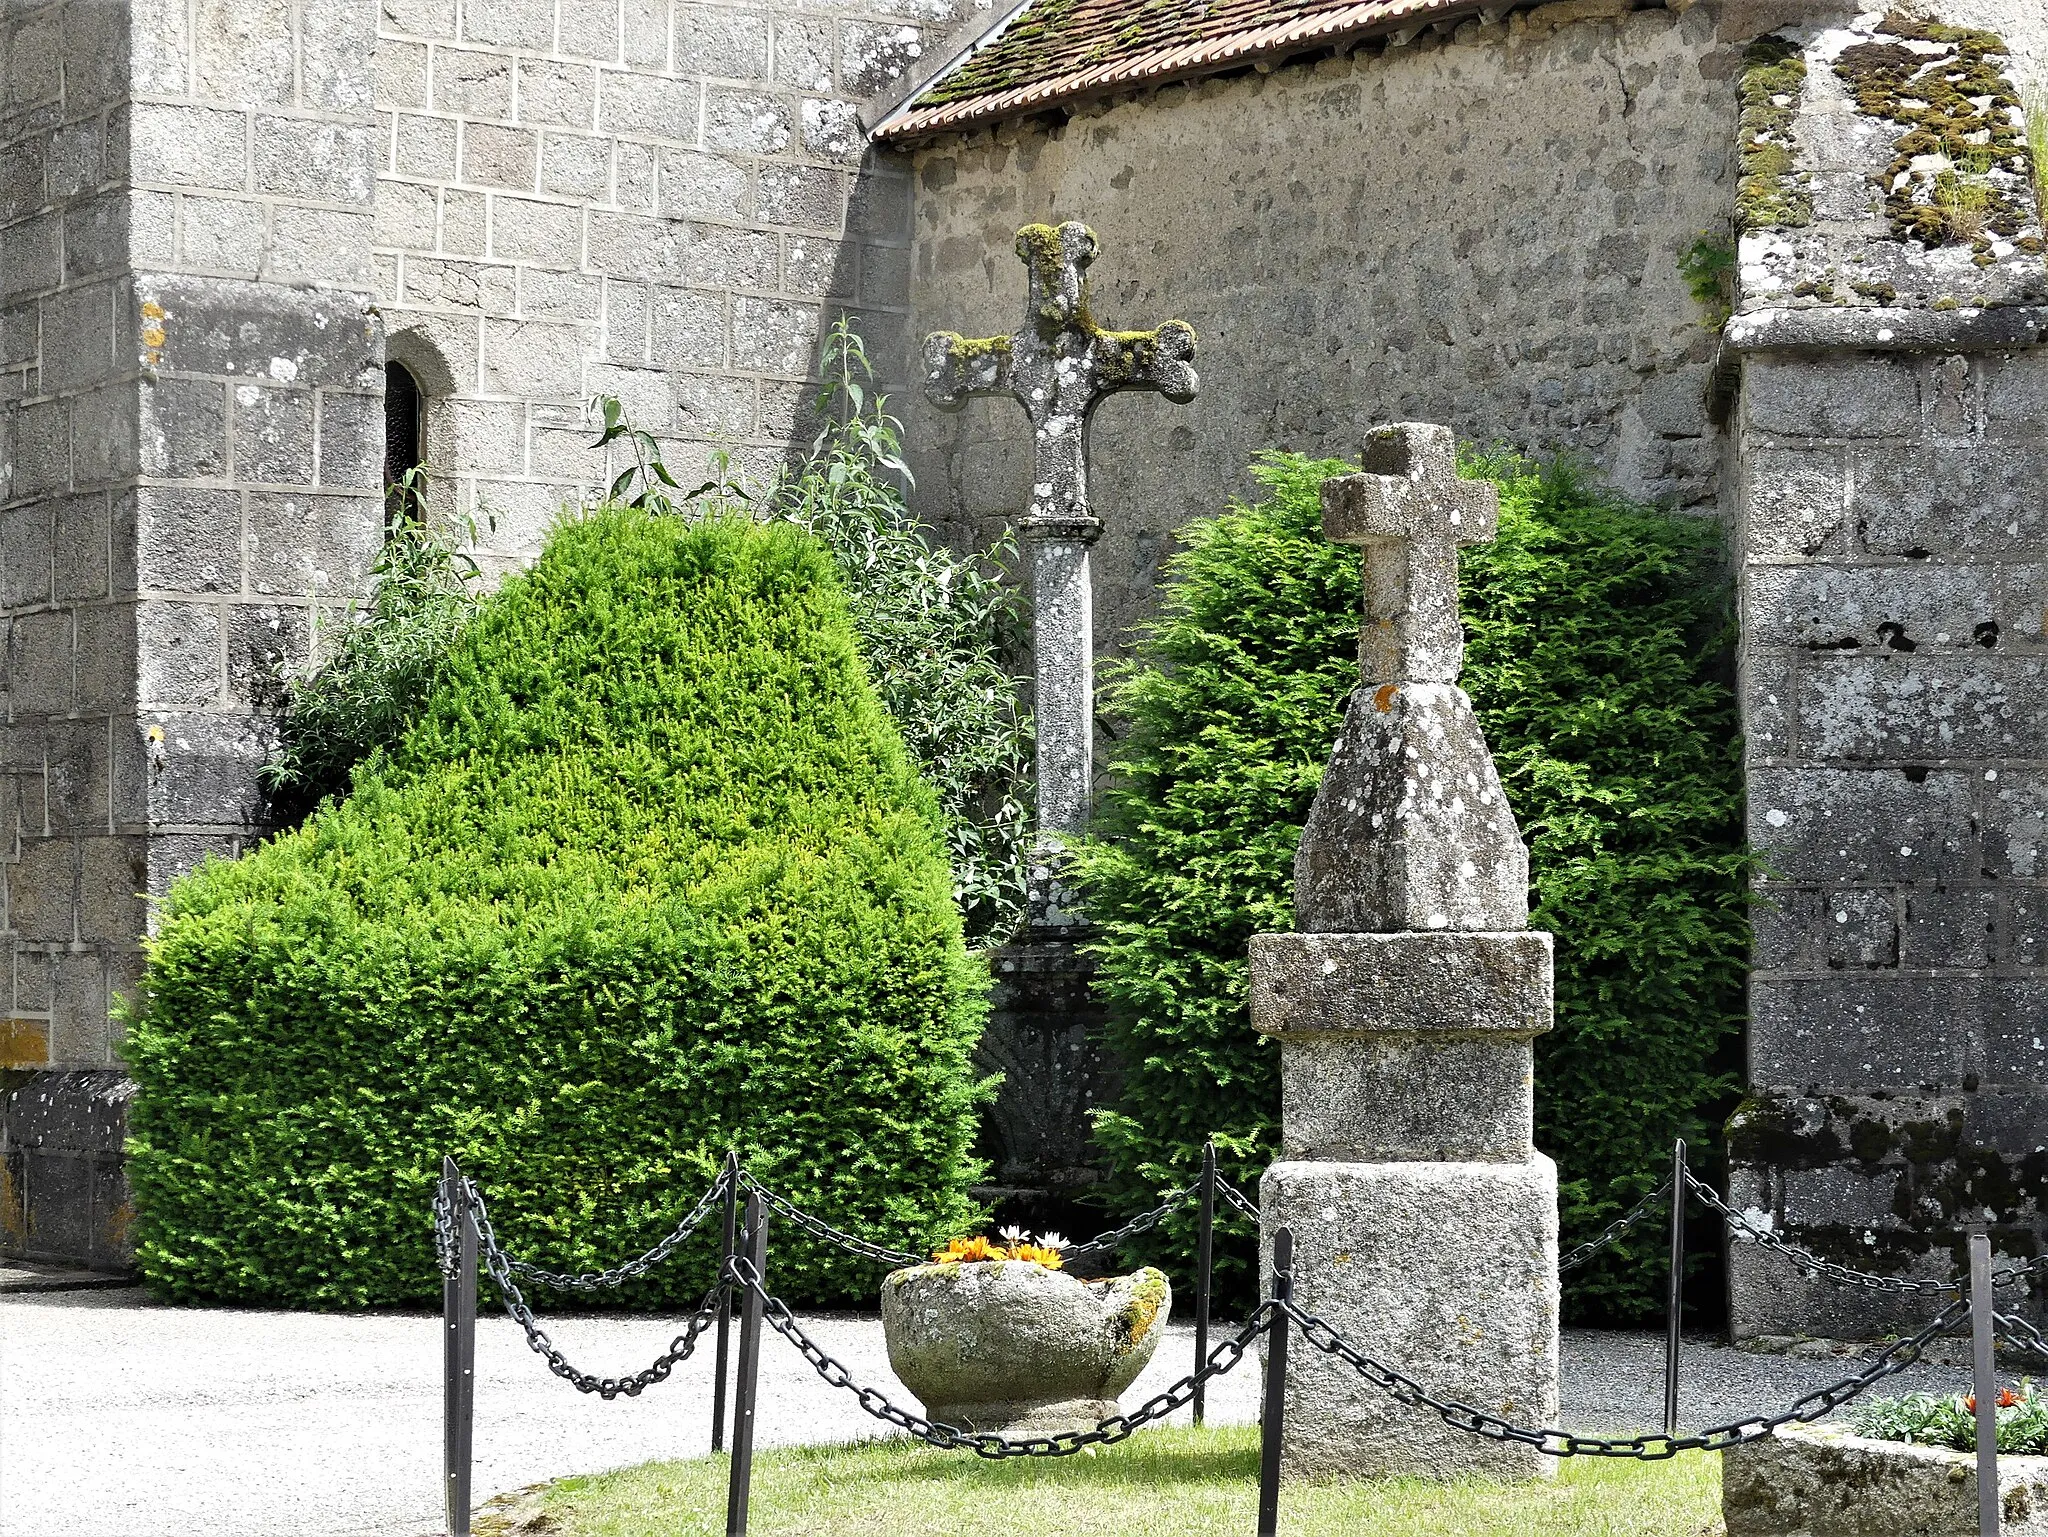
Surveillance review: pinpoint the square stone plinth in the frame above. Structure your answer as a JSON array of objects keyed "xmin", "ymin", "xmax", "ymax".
[{"xmin": 1261, "ymin": 1157, "xmax": 1559, "ymax": 1481}]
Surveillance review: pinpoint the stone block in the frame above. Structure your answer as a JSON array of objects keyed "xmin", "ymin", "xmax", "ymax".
[
  {"xmin": 785, "ymin": 235, "xmax": 854, "ymax": 299},
  {"xmin": 136, "ymin": 602, "xmax": 222, "ymax": 708},
  {"xmin": 599, "ymin": 72, "xmax": 700, "ymax": 141},
  {"xmin": 253, "ymin": 118, "xmax": 377, "ymax": 204},
  {"xmin": 684, "ymin": 225, "xmax": 775, "ymax": 288},
  {"xmin": 1275, "ymin": 1034, "xmax": 1535, "ymax": 1162},
  {"xmin": 126, "ymin": 102, "xmax": 248, "ymax": 190},
  {"xmin": 1742, "ymin": 353, "xmax": 1921, "ymax": 441},
  {"xmin": 63, "ymin": 192, "xmax": 131, "ymax": 284},
  {"xmin": 394, "ymin": 116, "xmax": 458, "ymax": 180},
  {"xmin": 540, "ymin": 133, "xmax": 611, "ymax": 200},
  {"xmin": 75, "ymin": 838, "xmax": 145, "ymax": 946},
  {"xmin": 1982, "ymin": 352, "xmax": 2048, "ymax": 439},
  {"xmin": 462, "ymin": 124, "xmax": 539, "ymax": 192},
  {"xmin": 1723, "ymin": 1424, "xmax": 2048, "ymax": 1537},
  {"xmin": 604, "ymin": 280, "xmax": 650, "ymax": 361},
  {"xmin": 1814, "ymin": 886, "xmax": 1897, "ymax": 969},
  {"xmin": 802, "ymin": 98, "xmax": 862, "ymax": 163},
  {"xmin": 6, "ymin": 611, "xmax": 73, "ymax": 718},
  {"xmin": 0, "ymin": 1069, "xmax": 136, "ymax": 1267},
  {"xmin": 2011, "ymin": 889, "xmax": 2048, "ymax": 966},
  {"xmin": 1, "ymin": 216, "xmax": 60, "ymax": 304},
  {"xmin": 1986, "ymin": 982, "xmax": 2048, "ymax": 1084},
  {"xmin": 246, "ymin": 491, "xmax": 380, "ymax": 597},
  {"xmin": 1743, "ymin": 563, "xmax": 1995, "ymax": 652},
  {"xmin": 520, "ymin": 270, "xmax": 603, "ymax": 322},
  {"xmin": 1799, "ymin": 655, "xmax": 2048, "ymax": 761},
  {"xmin": 442, "ymin": 190, "xmax": 488, "ymax": 257},
  {"xmin": 613, "ymin": 141, "xmax": 657, "ymax": 210},
  {"xmin": 428, "ymin": 399, "xmax": 528, "ymax": 473},
  {"xmin": 839, "ymin": 20, "xmax": 924, "ymax": 96},
  {"xmin": 382, "ymin": 0, "xmax": 457, "ymax": 35},
  {"xmin": 587, "ymin": 210, "xmax": 689, "ymax": 281},
  {"xmin": 480, "ymin": 318, "xmax": 588, "ymax": 398},
  {"xmin": 1261, "ymin": 1158, "xmax": 1558, "ymax": 1480},
  {"xmin": 433, "ymin": 48, "xmax": 514, "ymax": 120},
  {"xmin": 775, "ymin": 20, "xmax": 834, "ymax": 93},
  {"xmin": 136, "ymin": 712, "xmax": 268, "ymax": 828},
  {"xmin": 316, "ymin": 389, "xmax": 384, "ymax": 491},
  {"xmin": 1854, "ymin": 445, "xmax": 2048, "ymax": 559},
  {"xmin": 52, "ymin": 493, "xmax": 111, "ymax": 603},
  {"xmin": 45, "ymin": 121, "xmax": 105, "ymax": 203},
  {"xmin": 300, "ymin": 0, "xmax": 375, "ymax": 112},
  {"xmin": 649, "ymin": 287, "xmax": 725, "ymax": 368},
  {"xmin": 1749, "ymin": 975, "xmax": 1977, "ymax": 1089},
  {"xmin": 72, "ymin": 603, "xmax": 135, "ymax": 714},
  {"xmin": 1740, "ymin": 446, "xmax": 1848, "ymax": 558},
  {"xmin": 673, "ymin": 370, "xmax": 753, "ymax": 436},
  {"xmin": 141, "ymin": 279, "xmax": 378, "ymax": 388},
  {"xmin": 230, "ymin": 383, "xmax": 316, "ymax": 485},
  {"xmin": 8, "ymin": 837, "xmax": 75, "ymax": 942},
  {"xmin": 756, "ymin": 163, "xmax": 843, "ymax": 231},
  {"xmin": 193, "ymin": 0, "xmax": 293, "ymax": 105},
  {"xmin": 676, "ymin": 9, "xmax": 769, "ymax": 78},
  {"xmin": 1748, "ymin": 766, "xmax": 1975, "ymax": 883},
  {"xmin": 48, "ymin": 949, "xmax": 109, "ymax": 1063},
  {"xmin": 558, "ymin": 0, "xmax": 622, "ymax": 61},
  {"xmin": 1294, "ymin": 683, "xmax": 1528, "ymax": 934},
  {"xmin": 136, "ymin": 486, "xmax": 242, "ymax": 594},
  {"xmin": 731, "ymin": 295, "xmax": 818, "ymax": 374},
  {"xmin": 465, "ymin": 0, "xmax": 556, "ymax": 49},
  {"xmin": 1250, "ymin": 930, "xmax": 1552, "ymax": 1039},
  {"xmin": 658, "ymin": 149, "xmax": 750, "ymax": 221},
  {"xmin": 702, "ymin": 87, "xmax": 792, "ymax": 154},
  {"xmin": 490, "ymin": 196, "xmax": 584, "ymax": 266},
  {"xmin": 0, "ymin": 503, "xmax": 49, "ymax": 608},
  {"xmin": 1741, "ymin": 647, "xmax": 1793, "ymax": 763},
  {"xmin": 38, "ymin": 282, "xmax": 115, "ymax": 396},
  {"xmin": 621, "ymin": 0, "xmax": 668, "ymax": 66},
  {"xmin": 518, "ymin": 59, "xmax": 597, "ymax": 130},
  {"xmin": 178, "ymin": 194, "xmax": 266, "ymax": 273},
  {"xmin": 1900, "ymin": 887, "xmax": 1994, "ymax": 969}
]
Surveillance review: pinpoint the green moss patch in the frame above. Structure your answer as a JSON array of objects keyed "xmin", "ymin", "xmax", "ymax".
[{"xmin": 1739, "ymin": 35, "xmax": 1812, "ymax": 232}]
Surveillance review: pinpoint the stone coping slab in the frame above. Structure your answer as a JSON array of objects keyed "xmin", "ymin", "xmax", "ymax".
[
  {"xmin": 1723, "ymin": 1420, "xmax": 2048, "ymax": 1537},
  {"xmin": 1250, "ymin": 930, "xmax": 1553, "ymax": 1038}
]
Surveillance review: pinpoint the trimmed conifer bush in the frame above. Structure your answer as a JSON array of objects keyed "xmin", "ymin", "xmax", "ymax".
[
  {"xmin": 125, "ymin": 510, "xmax": 989, "ymax": 1309},
  {"xmin": 1076, "ymin": 452, "xmax": 1749, "ymax": 1323}
]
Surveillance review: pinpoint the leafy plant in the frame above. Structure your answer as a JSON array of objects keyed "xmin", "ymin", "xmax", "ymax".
[
  {"xmin": 768, "ymin": 321, "xmax": 1033, "ymax": 942},
  {"xmin": 1073, "ymin": 451, "xmax": 1750, "ymax": 1322},
  {"xmin": 128, "ymin": 510, "xmax": 990, "ymax": 1308},
  {"xmin": 1678, "ymin": 234, "xmax": 1736, "ymax": 328},
  {"xmin": 1851, "ymin": 1383, "xmax": 2048, "ymax": 1454},
  {"xmin": 587, "ymin": 398, "xmax": 744, "ymax": 515},
  {"xmin": 2023, "ymin": 78, "xmax": 2048, "ymax": 220},
  {"xmin": 259, "ymin": 469, "xmax": 486, "ymax": 828}
]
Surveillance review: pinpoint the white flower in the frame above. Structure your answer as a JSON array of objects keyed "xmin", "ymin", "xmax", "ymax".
[
  {"xmin": 998, "ymin": 1225, "xmax": 1028, "ymax": 1245},
  {"xmin": 1036, "ymin": 1232, "xmax": 1069, "ymax": 1252}
]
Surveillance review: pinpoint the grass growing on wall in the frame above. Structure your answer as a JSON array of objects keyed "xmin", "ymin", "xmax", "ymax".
[
  {"xmin": 1074, "ymin": 451, "xmax": 1750, "ymax": 1323},
  {"xmin": 126, "ymin": 510, "xmax": 989, "ymax": 1308}
]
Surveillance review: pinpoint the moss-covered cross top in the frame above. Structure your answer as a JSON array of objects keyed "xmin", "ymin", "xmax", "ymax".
[
  {"xmin": 923, "ymin": 221, "xmax": 1199, "ymax": 541},
  {"xmin": 922, "ymin": 222, "xmax": 1199, "ymax": 915}
]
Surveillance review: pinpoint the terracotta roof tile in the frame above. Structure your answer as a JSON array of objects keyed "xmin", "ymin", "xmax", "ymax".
[{"xmin": 877, "ymin": 0, "xmax": 1479, "ymax": 141}]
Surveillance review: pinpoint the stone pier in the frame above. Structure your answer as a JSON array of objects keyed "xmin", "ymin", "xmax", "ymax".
[{"xmin": 1255, "ymin": 422, "xmax": 1559, "ymax": 1480}]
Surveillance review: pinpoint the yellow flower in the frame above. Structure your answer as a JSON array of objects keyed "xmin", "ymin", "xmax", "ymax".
[
  {"xmin": 1007, "ymin": 1244, "xmax": 1066, "ymax": 1271},
  {"xmin": 933, "ymin": 1235, "xmax": 1000, "ymax": 1263}
]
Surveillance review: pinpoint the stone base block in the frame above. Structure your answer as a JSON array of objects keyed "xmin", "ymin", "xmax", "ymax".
[
  {"xmin": 0, "ymin": 1069, "xmax": 135, "ymax": 1271},
  {"xmin": 977, "ymin": 937, "xmax": 1117, "ymax": 1198},
  {"xmin": 1723, "ymin": 1422, "xmax": 2048, "ymax": 1536},
  {"xmin": 1261, "ymin": 1157, "xmax": 1559, "ymax": 1481}
]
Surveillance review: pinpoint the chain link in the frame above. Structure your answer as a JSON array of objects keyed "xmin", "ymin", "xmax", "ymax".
[
  {"xmin": 1061, "ymin": 1185, "xmax": 1196, "ymax": 1262},
  {"xmin": 1217, "ymin": 1178, "xmax": 1262, "ymax": 1223},
  {"xmin": 1559, "ymin": 1179, "xmax": 1673, "ymax": 1275},
  {"xmin": 431, "ymin": 1178, "xmax": 460, "ymax": 1280},
  {"xmin": 499, "ymin": 1169, "xmax": 733, "ymax": 1290},
  {"xmin": 1997, "ymin": 1310, "xmax": 2048, "ymax": 1360},
  {"xmin": 1284, "ymin": 1289, "xmax": 1971, "ymax": 1459},
  {"xmin": 729, "ymin": 1252, "xmax": 1273, "ymax": 1457},
  {"xmin": 446, "ymin": 1179, "xmax": 724, "ymax": 1398},
  {"xmin": 737, "ymin": 1175, "xmax": 925, "ymax": 1266},
  {"xmin": 1687, "ymin": 1171, "xmax": 2047, "ymax": 1296}
]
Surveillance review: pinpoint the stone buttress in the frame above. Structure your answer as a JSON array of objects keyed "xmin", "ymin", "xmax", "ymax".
[{"xmin": 1255, "ymin": 422, "xmax": 1559, "ymax": 1480}]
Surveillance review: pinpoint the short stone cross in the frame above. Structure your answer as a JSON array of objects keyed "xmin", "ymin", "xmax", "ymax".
[
  {"xmin": 924, "ymin": 221, "xmax": 1198, "ymax": 927},
  {"xmin": 1320, "ymin": 422, "xmax": 1499, "ymax": 685}
]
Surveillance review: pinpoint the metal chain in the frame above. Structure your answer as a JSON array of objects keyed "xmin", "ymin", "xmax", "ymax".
[
  {"xmin": 1062, "ymin": 1185, "xmax": 1196, "ymax": 1262},
  {"xmin": 1997, "ymin": 1310, "xmax": 2048, "ymax": 1360},
  {"xmin": 431, "ymin": 1178, "xmax": 459, "ymax": 1279},
  {"xmin": 1686, "ymin": 1171, "xmax": 2047, "ymax": 1296},
  {"xmin": 737, "ymin": 1175, "xmax": 924, "ymax": 1266},
  {"xmin": 451, "ymin": 1180, "xmax": 724, "ymax": 1399},
  {"xmin": 730, "ymin": 1251, "xmax": 1273, "ymax": 1458},
  {"xmin": 1217, "ymin": 1178, "xmax": 1262, "ymax": 1223},
  {"xmin": 1559, "ymin": 1179, "xmax": 1673, "ymax": 1275},
  {"xmin": 1284, "ymin": 1290, "xmax": 1971, "ymax": 1459},
  {"xmin": 499, "ymin": 1169, "xmax": 733, "ymax": 1290}
]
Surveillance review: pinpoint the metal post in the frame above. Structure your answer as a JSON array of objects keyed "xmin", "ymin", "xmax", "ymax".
[
  {"xmin": 1663, "ymin": 1137, "xmax": 1687, "ymax": 1438},
  {"xmin": 1194, "ymin": 1140, "xmax": 1216, "ymax": 1428},
  {"xmin": 441, "ymin": 1157, "xmax": 478, "ymax": 1537},
  {"xmin": 711, "ymin": 1151, "xmax": 740, "ymax": 1453},
  {"xmin": 1970, "ymin": 1229, "xmax": 1999, "ymax": 1537},
  {"xmin": 725, "ymin": 1191, "xmax": 767, "ymax": 1537},
  {"xmin": 1257, "ymin": 1226, "xmax": 1292, "ymax": 1537}
]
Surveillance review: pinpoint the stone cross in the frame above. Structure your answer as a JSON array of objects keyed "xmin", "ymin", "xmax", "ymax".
[
  {"xmin": 1320, "ymin": 423, "xmax": 1499, "ymax": 685},
  {"xmin": 924, "ymin": 221, "xmax": 1198, "ymax": 927}
]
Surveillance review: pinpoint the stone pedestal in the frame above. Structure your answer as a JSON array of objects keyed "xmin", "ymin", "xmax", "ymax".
[{"xmin": 1253, "ymin": 422, "xmax": 1560, "ymax": 1481}]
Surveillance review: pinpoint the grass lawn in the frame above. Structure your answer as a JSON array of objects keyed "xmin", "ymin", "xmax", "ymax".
[{"xmin": 490, "ymin": 1425, "xmax": 1723, "ymax": 1536}]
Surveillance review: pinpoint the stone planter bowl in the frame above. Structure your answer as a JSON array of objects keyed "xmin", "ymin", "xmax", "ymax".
[
  {"xmin": 881, "ymin": 1260, "xmax": 1172, "ymax": 1434},
  {"xmin": 1723, "ymin": 1421, "xmax": 2048, "ymax": 1536}
]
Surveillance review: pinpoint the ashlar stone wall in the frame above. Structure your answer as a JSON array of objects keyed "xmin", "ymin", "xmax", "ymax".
[
  {"xmin": 368, "ymin": 0, "xmax": 973, "ymax": 566},
  {"xmin": 897, "ymin": 0, "xmax": 1741, "ymax": 661}
]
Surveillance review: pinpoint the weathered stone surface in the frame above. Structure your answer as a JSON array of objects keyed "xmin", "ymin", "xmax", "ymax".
[
  {"xmin": 1261, "ymin": 1159, "xmax": 1559, "ymax": 1481},
  {"xmin": 1293, "ymin": 682, "xmax": 1529, "ymax": 934},
  {"xmin": 881, "ymin": 1262, "xmax": 1170, "ymax": 1433},
  {"xmin": 1249, "ymin": 931, "xmax": 1552, "ymax": 1039},
  {"xmin": 923, "ymin": 222, "xmax": 1197, "ymax": 908},
  {"xmin": 1722, "ymin": 1422, "xmax": 2048, "ymax": 1537},
  {"xmin": 977, "ymin": 937, "xmax": 1117, "ymax": 1204},
  {"xmin": 0, "ymin": 1070, "xmax": 134, "ymax": 1269}
]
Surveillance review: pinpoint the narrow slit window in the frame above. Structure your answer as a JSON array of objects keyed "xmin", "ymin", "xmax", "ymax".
[{"xmin": 383, "ymin": 361, "xmax": 424, "ymax": 531}]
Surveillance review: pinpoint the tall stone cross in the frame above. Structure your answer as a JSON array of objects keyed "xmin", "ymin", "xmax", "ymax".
[{"xmin": 924, "ymin": 221, "xmax": 1199, "ymax": 928}]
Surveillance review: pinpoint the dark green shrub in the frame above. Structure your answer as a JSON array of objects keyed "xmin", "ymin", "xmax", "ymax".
[
  {"xmin": 126, "ymin": 510, "xmax": 989, "ymax": 1308},
  {"xmin": 1076, "ymin": 452, "xmax": 1749, "ymax": 1323}
]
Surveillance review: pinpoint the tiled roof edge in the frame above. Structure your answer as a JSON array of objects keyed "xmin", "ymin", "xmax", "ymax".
[{"xmin": 872, "ymin": 0, "xmax": 1486, "ymax": 144}]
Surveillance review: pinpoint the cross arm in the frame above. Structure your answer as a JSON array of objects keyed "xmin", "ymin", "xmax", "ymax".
[
  {"xmin": 923, "ymin": 330, "xmax": 1016, "ymax": 411},
  {"xmin": 1089, "ymin": 319, "xmax": 1199, "ymax": 404},
  {"xmin": 1320, "ymin": 422, "xmax": 1498, "ymax": 548}
]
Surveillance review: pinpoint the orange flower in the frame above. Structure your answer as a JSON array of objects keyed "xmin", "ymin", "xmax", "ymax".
[
  {"xmin": 933, "ymin": 1235, "xmax": 1000, "ymax": 1263},
  {"xmin": 1964, "ymin": 1389, "xmax": 2021, "ymax": 1413},
  {"xmin": 1007, "ymin": 1243, "xmax": 1066, "ymax": 1271}
]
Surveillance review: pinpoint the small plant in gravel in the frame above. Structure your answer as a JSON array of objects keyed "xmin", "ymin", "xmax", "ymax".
[{"xmin": 1850, "ymin": 1381, "xmax": 2048, "ymax": 1454}]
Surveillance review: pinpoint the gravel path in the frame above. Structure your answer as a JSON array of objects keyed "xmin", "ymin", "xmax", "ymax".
[{"xmin": 0, "ymin": 1286, "xmax": 1974, "ymax": 1537}]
